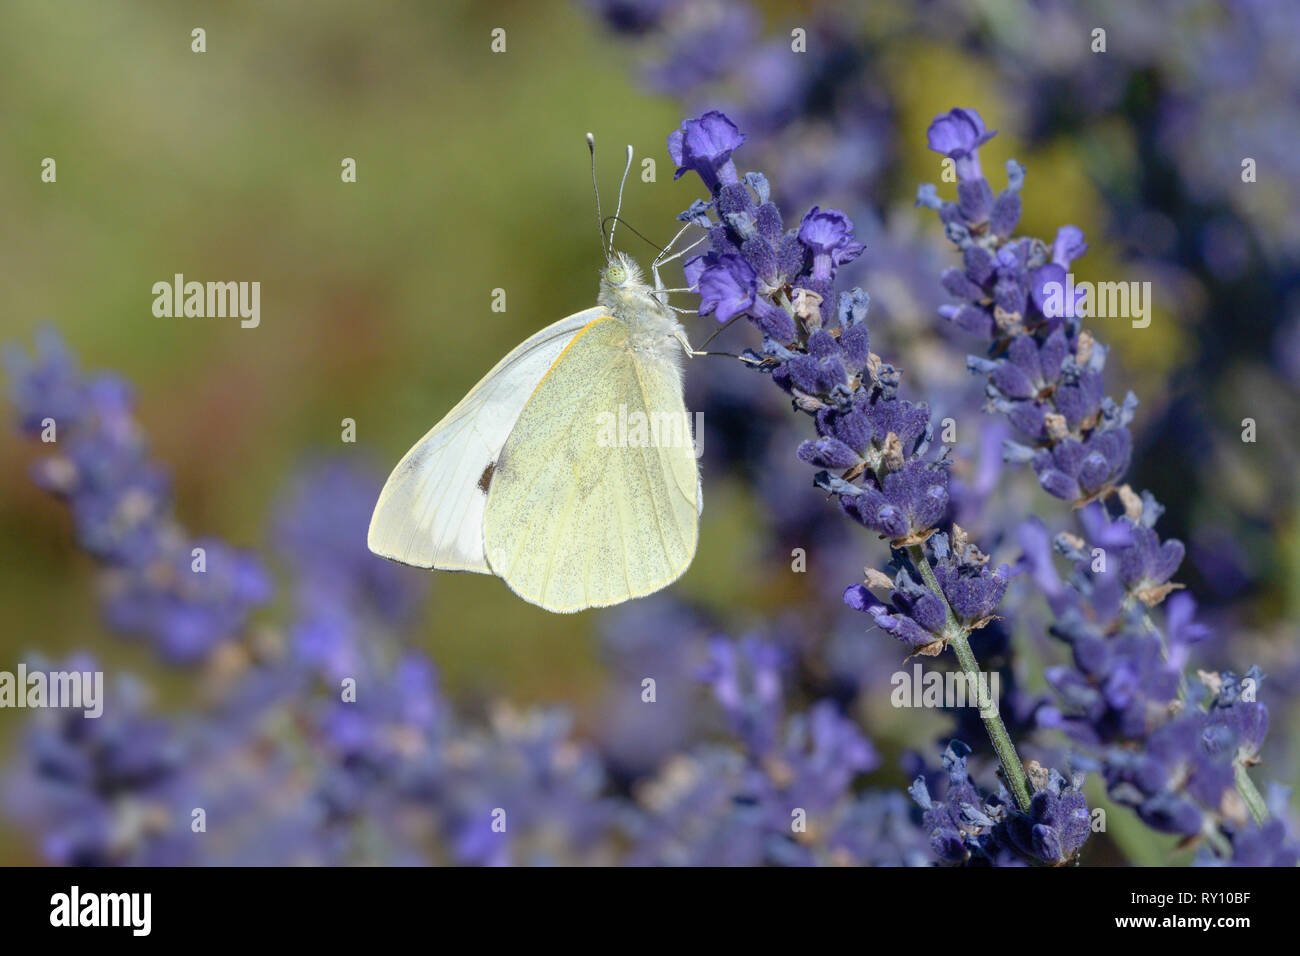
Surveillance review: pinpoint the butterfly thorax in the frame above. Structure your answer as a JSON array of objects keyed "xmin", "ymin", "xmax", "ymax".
[{"xmin": 598, "ymin": 252, "xmax": 684, "ymax": 364}]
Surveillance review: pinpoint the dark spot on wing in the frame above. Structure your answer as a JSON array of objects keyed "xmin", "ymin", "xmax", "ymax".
[{"xmin": 477, "ymin": 461, "xmax": 495, "ymax": 493}]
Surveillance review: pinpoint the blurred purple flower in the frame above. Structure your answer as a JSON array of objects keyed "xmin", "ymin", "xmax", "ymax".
[{"xmin": 4, "ymin": 328, "xmax": 270, "ymax": 663}]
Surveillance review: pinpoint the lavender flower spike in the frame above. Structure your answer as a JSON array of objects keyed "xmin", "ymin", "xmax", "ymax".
[
  {"xmin": 674, "ymin": 109, "xmax": 1076, "ymax": 825},
  {"xmin": 922, "ymin": 106, "xmax": 1296, "ymax": 864}
]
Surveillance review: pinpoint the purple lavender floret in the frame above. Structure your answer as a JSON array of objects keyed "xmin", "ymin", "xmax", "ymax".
[
  {"xmin": 668, "ymin": 110, "xmax": 746, "ymax": 193},
  {"xmin": 1027, "ymin": 430, "xmax": 1132, "ymax": 505},
  {"xmin": 675, "ymin": 112, "xmax": 862, "ymax": 336},
  {"xmin": 691, "ymin": 252, "xmax": 760, "ymax": 324},
  {"xmin": 4, "ymin": 326, "xmax": 94, "ymax": 437},
  {"xmin": 967, "ymin": 329, "xmax": 1108, "ymax": 444},
  {"xmin": 798, "ymin": 207, "xmax": 866, "ymax": 281},
  {"xmin": 910, "ymin": 741, "xmax": 1001, "ymax": 865},
  {"xmin": 927, "ymin": 108, "xmax": 997, "ymax": 182}
]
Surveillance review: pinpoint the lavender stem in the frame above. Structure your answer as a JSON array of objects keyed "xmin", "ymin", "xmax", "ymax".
[
  {"xmin": 1234, "ymin": 763, "xmax": 1268, "ymax": 825},
  {"xmin": 908, "ymin": 543, "xmax": 1032, "ymax": 813}
]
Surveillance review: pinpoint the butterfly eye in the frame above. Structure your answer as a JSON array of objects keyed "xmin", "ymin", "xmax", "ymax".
[{"xmin": 607, "ymin": 264, "xmax": 626, "ymax": 284}]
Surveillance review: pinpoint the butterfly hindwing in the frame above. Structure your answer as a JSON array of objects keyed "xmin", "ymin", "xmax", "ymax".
[
  {"xmin": 484, "ymin": 316, "xmax": 699, "ymax": 612},
  {"xmin": 367, "ymin": 307, "xmax": 604, "ymax": 571}
]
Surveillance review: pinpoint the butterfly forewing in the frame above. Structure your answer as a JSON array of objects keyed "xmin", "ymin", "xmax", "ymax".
[
  {"xmin": 484, "ymin": 317, "xmax": 699, "ymax": 612},
  {"xmin": 367, "ymin": 307, "xmax": 604, "ymax": 571}
]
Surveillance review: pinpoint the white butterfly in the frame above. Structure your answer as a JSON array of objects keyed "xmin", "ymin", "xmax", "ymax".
[{"xmin": 368, "ymin": 137, "xmax": 705, "ymax": 613}]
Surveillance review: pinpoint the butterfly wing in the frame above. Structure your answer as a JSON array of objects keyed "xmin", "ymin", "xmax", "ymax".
[
  {"xmin": 484, "ymin": 316, "xmax": 699, "ymax": 612},
  {"xmin": 368, "ymin": 307, "xmax": 604, "ymax": 571}
]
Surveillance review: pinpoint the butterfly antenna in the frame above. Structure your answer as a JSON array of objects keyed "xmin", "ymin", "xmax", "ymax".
[
  {"xmin": 601, "ymin": 216, "xmax": 666, "ymax": 256},
  {"xmin": 587, "ymin": 133, "xmax": 608, "ymax": 262},
  {"xmin": 608, "ymin": 144, "xmax": 633, "ymax": 256}
]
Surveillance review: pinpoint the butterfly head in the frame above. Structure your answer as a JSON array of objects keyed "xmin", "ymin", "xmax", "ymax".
[{"xmin": 599, "ymin": 251, "xmax": 652, "ymax": 309}]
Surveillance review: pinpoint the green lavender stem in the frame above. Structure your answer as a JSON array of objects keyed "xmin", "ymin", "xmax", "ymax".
[
  {"xmin": 908, "ymin": 544, "xmax": 1033, "ymax": 813},
  {"xmin": 1234, "ymin": 762, "xmax": 1268, "ymax": 825}
]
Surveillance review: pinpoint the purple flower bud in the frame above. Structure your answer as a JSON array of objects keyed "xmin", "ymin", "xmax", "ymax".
[
  {"xmin": 717, "ymin": 181, "xmax": 757, "ymax": 238},
  {"xmin": 941, "ymin": 303, "xmax": 996, "ymax": 337},
  {"xmin": 942, "ymin": 267, "xmax": 985, "ymax": 301},
  {"xmin": 957, "ymin": 178, "xmax": 994, "ymax": 223},
  {"xmin": 740, "ymin": 236, "xmax": 778, "ymax": 284},
  {"xmin": 840, "ymin": 323, "xmax": 871, "ymax": 371},
  {"xmin": 775, "ymin": 232, "xmax": 808, "ymax": 280},
  {"xmin": 989, "ymin": 191, "xmax": 1021, "ymax": 237},
  {"xmin": 990, "ymin": 360, "xmax": 1036, "ymax": 401},
  {"xmin": 937, "ymin": 561, "xmax": 1009, "ymax": 627},
  {"xmin": 797, "ymin": 438, "xmax": 860, "ymax": 469},
  {"xmin": 868, "ymin": 604, "xmax": 934, "ymax": 649},
  {"xmin": 963, "ymin": 245, "xmax": 996, "ymax": 284},
  {"xmin": 750, "ymin": 299, "xmax": 796, "ymax": 342},
  {"xmin": 993, "ymin": 275, "xmax": 1027, "ymax": 318},
  {"xmin": 755, "ymin": 201, "xmax": 782, "ymax": 242},
  {"xmin": 1036, "ymin": 467, "xmax": 1082, "ymax": 502},
  {"xmin": 786, "ymin": 340, "xmax": 848, "ymax": 395}
]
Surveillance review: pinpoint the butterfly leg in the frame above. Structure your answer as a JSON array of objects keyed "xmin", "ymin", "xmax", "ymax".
[
  {"xmin": 652, "ymin": 254, "xmax": 701, "ymax": 308},
  {"xmin": 673, "ymin": 328, "xmax": 705, "ymax": 358},
  {"xmin": 653, "ymin": 225, "xmax": 708, "ymax": 269},
  {"xmin": 653, "ymin": 222, "xmax": 694, "ymax": 267}
]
